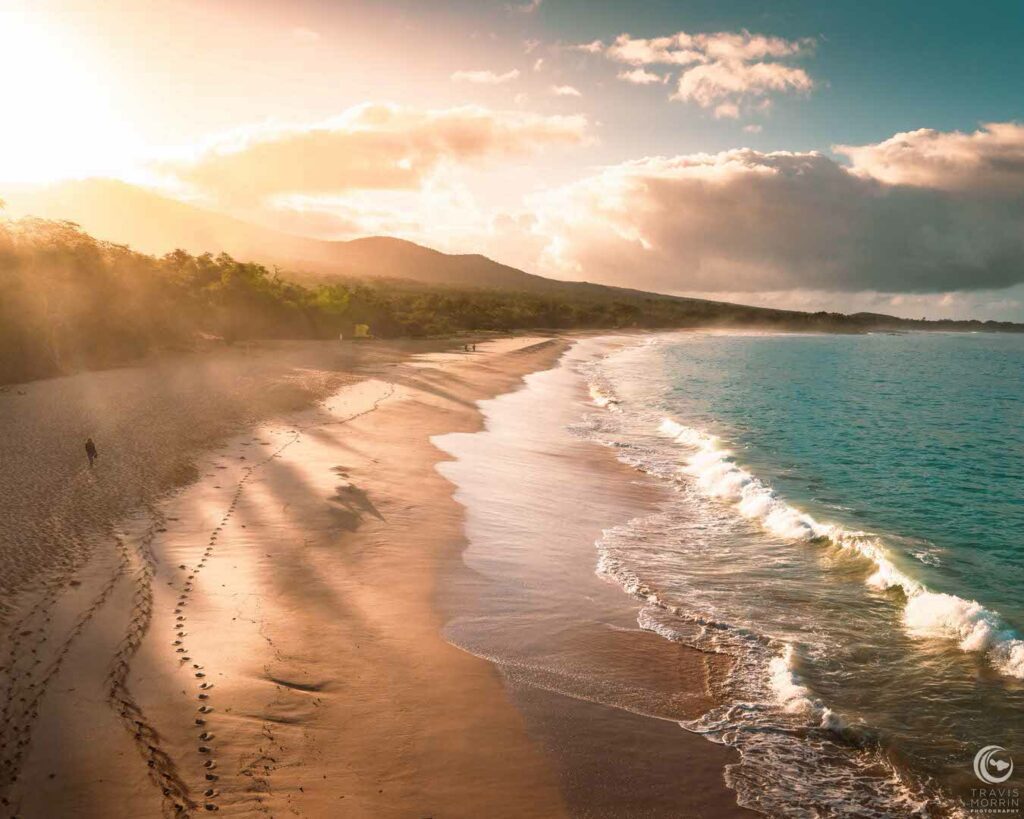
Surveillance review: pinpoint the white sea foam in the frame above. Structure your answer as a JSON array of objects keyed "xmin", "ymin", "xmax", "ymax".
[
  {"xmin": 768, "ymin": 644, "xmax": 815, "ymax": 714},
  {"xmin": 588, "ymin": 383, "xmax": 620, "ymax": 410},
  {"xmin": 584, "ymin": 347, "xmax": 975, "ymax": 818},
  {"xmin": 767, "ymin": 644, "xmax": 847, "ymax": 731},
  {"xmin": 654, "ymin": 416, "xmax": 1024, "ymax": 680}
]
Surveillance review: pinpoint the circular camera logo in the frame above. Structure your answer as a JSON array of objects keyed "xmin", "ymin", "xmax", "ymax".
[{"xmin": 975, "ymin": 745, "xmax": 1014, "ymax": 785}]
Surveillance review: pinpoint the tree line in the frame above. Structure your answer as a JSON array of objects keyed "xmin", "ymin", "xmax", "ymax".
[{"xmin": 1, "ymin": 217, "xmax": 1019, "ymax": 384}]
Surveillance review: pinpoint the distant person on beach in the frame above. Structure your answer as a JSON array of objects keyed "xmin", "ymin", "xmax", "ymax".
[{"xmin": 85, "ymin": 437, "xmax": 98, "ymax": 467}]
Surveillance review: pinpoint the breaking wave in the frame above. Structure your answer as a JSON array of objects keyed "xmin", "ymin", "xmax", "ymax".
[{"xmin": 656, "ymin": 418, "xmax": 1024, "ymax": 680}]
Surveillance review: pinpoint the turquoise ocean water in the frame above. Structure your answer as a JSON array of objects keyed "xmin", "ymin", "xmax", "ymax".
[{"xmin": 586, "ymin": 332, "xmax": 1023, "ymax": 816}]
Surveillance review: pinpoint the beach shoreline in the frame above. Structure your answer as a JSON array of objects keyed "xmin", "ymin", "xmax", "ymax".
[{"xmin": 1, "ymin": 333, "xmax": 746, "ymax": 817}]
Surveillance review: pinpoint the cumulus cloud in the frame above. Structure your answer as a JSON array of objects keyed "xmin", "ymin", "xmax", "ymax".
[
  {"xmin": 169, "ymin": 103, "xmax": 588, "ymax": 206},
  {"xmin": 528, "ymin": 124, "xmax": 1024, "ymax": 295},
  {"xmin": 451, "ymin": 68, "xmax": 521, "ymax": 84},
  {"xmin": 604, "ymin": 31, "xmax": 811, "ymax": 65},
  {"xmin": 572, "ymin": 39, "xmax": 605, "ymax": 55},
  {"xmin": 581, "ymin": 29, "xmax": 815, "ymax": 116},
  {"xmin": 673, "ymin": 60, "xmax": 812, "ymax": 113},
  {"xmin": 617, "ymin": 68, "xmax": 666, "ymax": 85},
  {"xmin": 551, "ymin": 84, "xmax": 582, "ymax": 97},
  {"xmin": 835, "ymin": 122, "xmax": 1024, "ymax": 191}
]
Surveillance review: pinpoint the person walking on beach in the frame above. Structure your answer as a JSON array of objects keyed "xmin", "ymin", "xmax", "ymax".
[{"xmin": 85, "ymin": 437, "xmax": 98, "ymax": 468}]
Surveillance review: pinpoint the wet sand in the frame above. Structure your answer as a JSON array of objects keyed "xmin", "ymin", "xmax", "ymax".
[{"xmin": 1, "ymin": 336, "xmax": 746, "ymax": 817}]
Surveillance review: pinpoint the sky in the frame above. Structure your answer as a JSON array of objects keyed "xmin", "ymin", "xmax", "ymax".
[{"xmin": 1, "ymin": 0, "xmax": 1023, "ymax": 320}]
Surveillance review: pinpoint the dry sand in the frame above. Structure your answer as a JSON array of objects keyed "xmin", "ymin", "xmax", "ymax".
[{"xmin": 0, "ymin": 336, "xmax": 746, "ymax": 817}]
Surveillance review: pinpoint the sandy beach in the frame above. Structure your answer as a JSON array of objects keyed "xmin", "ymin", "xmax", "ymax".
[{"xmin": 0, "ymin": 336, "xmax": 746, "ymax": 817}]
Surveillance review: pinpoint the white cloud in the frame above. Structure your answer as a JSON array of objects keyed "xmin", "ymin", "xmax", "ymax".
[
  {"xmin": 673, "ymin": 60, "xmax": 812, "ymax": 110},
  {"xmin": 835, "ymin": 122, "xmax": 1024, "ymax": 191},
  {"xmin": 525, "ymin": 125, "xmax": 1024, "ymax": 295},
  {"xmin": 551, "ymin": 84, "xmax": 582, "ymax": 97},
  {"xmin": 602, "ymin": 31, "xmax": 811, "ymax": 66},
  {"xmin": 743, "ymin": 124, "xmax": 763, "ymax": 134},
  {"xmin": 713, "ymin": 102, "xmax": 740, "ymax": 119},
  {"xmin": 616, "ymin": 68, "xmax": 666, "ymax": 85},
  {"xmin": 533, "ymin": 57, "xmax": 544, "ymax": 72},
  {"xmin": 580, "ymin": 29, "xmax": 816, "ymax": 117},
  {"xmin": 168, "ymin": 103, "xmax": 588, "ymax": 206},
  {"xmin": 451, "ymin": 68, "xmax": 521, "ymax": 85}
]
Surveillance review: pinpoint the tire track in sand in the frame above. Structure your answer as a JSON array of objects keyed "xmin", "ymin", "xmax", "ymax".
[
  {"xmin": 0, "ymin": 528, "xmax": 131, "ymax": 806},
  {"xmin": 106, "ymin": 507, "xmax": 196, "ymax": 817},
  {"xmin": 0, "ymin": 465, "xmax": 148, "ymax": 800}
]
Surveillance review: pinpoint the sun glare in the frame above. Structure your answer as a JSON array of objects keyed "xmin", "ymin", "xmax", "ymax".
[{"xmin": 0, "ymin": 5, "xmax": 138, "ymax": 184}]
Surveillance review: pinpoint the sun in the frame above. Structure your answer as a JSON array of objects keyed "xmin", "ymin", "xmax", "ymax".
[{"xmin": 0, "ymin": 3, "xmax": 139, "ymax": 185}]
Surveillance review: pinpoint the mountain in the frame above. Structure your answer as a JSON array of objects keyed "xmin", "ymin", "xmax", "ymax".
[
  {"xmin": 3, "ymin": 179, "xmax": 555, "ymax": 290},
  {"xmin": 5, "ymin": 179, "xmax": 1022, "ymax": 336}
]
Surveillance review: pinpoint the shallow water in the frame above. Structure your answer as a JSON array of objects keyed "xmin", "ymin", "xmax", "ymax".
[
  {"xmin": 586, "ymin": 331, "xmax": 1024, "ymax": 816},
  {"xmin": 439, "ymin": 331, "xmax": 1023, "ymax": 817}
]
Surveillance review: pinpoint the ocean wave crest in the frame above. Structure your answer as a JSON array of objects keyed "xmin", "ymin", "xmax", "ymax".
[{"xmin": 657, "ymin": 417, "xmax": 1024, "ymax": 680}]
